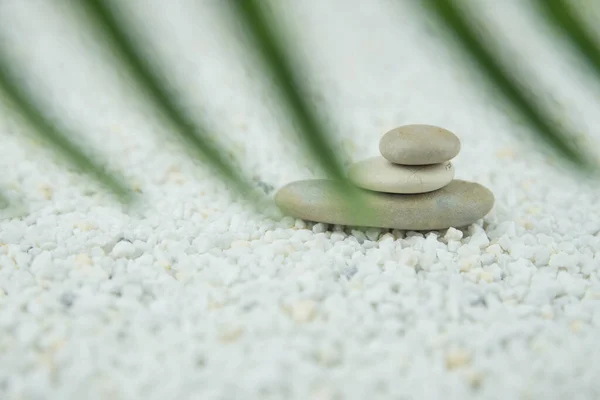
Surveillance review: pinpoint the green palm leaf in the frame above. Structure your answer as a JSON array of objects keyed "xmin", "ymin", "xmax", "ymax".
[
  {"xmin": 0, "ymin": 190, "xmax": 8, "ymax": 209},
  {"xmin": 0, "ymin": 53, "xmax": 132, "ymax": 202},
  {"xmin": 420, "ymin": 0, "xmax": 596, "ymax": 172},
  {"xmin": 224, "ymin": 0, "xmax": 370, "ymax": 216},
  {"xmin": 226, "ymin": 1, "xmax": 347, "ymax": 181},
  {"xmin": 78, "ymin": 0, "xmax": 258, "ymax": 203},
  {"xmin": 535, "ymin": 0, "xmax": 600, "ymax": 83},
  {"xmin": 1, "ymin": 1, "xmax": 598, "ymax": 216}
]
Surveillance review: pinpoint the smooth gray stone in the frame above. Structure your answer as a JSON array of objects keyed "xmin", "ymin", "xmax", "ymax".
[
  {"xmin": 274, "ymin": 179, "xmax": 494, "ymax": 230},
  {"xmin": 380, "ymin": 125, "xmax": 461, "ymax": 165},
  {"xmin": 348, "ymin": 156, "xmax": 454, "ymax": 194}
]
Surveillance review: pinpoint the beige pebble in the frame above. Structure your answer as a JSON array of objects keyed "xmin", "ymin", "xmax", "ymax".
[
  {"xmin": 218, "ymin": 325, "xmax": 244, "ymax": 343},
  {"xmin": 290, "ymin": 300, "xmax": 317, "ymax": 323},
  {"xmin": 75, "ymin": 254, "xmax": 92, "ymax": 266},
  {"xmin": 348, "ymin": 156, "xmax": 454, "ymax": 194},
  {"xmin": 445, "ymin": 348, "xmax": 471, "ymax": 369},
  {"xmin": 380, "ymin": 124, "xmax": 460, "ymax": 165},
  {"xmin": 275, "ymin": 179, "xmax": 494, "ymax": 231}
]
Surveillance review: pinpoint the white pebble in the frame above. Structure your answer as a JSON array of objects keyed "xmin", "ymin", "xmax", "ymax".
[
  {"xmin": 111, "ymin": 241, "xmax": 137, "ymax": 258},
  {"xmin": 444, "ymin": 227, "xmax": 463, "ymax": 241},
  {"xmin": 290, "ymin": 300, "xmax": 317, "ymax": 323},
  {"xmin": 330, "ymin": 232, "xmax": 346, "ymax": 243},
  {"xmin": 469, "ymin": 231, "xmax": 490, "ymax": 248},
  {"xmin": 448, "ymin": 240, "xmax": 462, "ymax": 252},
  {"xmin": 313, "ymin": 223, "xmax": 327, "ymax": 234},
  {"xmin": 366, "ymin": 229, "xmax": 381, "ymax": 242},
  {"xmin": 294, "ymin": 219, "xmax": 306, "ymax": 229},
  {"xmin": 534, "ymin": 247, "xmax": 551, "ymax": 267},
  {"xmin": 30, "ymin": 251, "xmax": 53, "ymax": 277}
]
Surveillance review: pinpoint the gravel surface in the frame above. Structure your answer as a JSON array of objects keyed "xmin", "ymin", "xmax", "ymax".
[{"xmin": 2, "ymin": 1, "xmax": 600, "ymax": 399}]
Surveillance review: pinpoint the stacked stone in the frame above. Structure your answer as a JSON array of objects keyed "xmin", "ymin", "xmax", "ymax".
[
  {"xmin": 274, "ymin": 124, "xmax": 494, "ymax": 230},
  {"xmin": 348, "ymin": 125, "xmax": 460, "ymax": 194}
]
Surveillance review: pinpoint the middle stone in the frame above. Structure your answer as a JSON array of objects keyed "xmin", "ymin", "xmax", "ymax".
[{"xmin": 347, "ymin": 156, "xmax": 454, "ymax": 194}]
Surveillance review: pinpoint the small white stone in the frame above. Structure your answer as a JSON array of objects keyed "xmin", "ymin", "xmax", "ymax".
[
  {"xmin": 549, "ymin": 252, "xmax": 573, "ymax": 269},
  {"xmin": 486, "ymin": 244, "xmax": 503, "ymax": 257},
  {"xmin": 121, "ymin": 283, "xmax": 143, "ymax": 299},
  {"xmin": 534, "ymin": 247, "xmax": 551, "ymax": 266},
  {"xmin": 379, "ymin": 232, "xmax": 395, "ymax": 243},
  {"xmin": 290, "ymin": 300, "xmax": 317, "ymax": 322},
  {"xmin": 313, "ymin": 223, "xmax": 327, "ymax": 234},
  {"xmin": 558, "ymin": 271, "xmax": 587, "ymax": 298},
  {"xmin": 31, "ymin": 251, "xmax": 53, "ymax": 276},
  {"xmin": 459, "ymin": 255, "xmax": 481, "ymax": 272},
  {"xmin": 12, "ymin": 253, "xmax": 30, "ymax": 269},
  {"xmin": 230, "ymin": 240, "xmax": 250, "ymax": 248},
  {"xmin": 483, "ymin": 263, "xmax": 503, "ymax": 280},
  {"xmin": 366, "ymin": 229, "xmax": 381, "ymax": 242},
  {"xmin": 311, "ymin": 385, "xmax": 339, "ymax": 400},
  {"xmin": 448, "ymin": 240, "xmax": 462, "ymax": 252},
  {"xmin": 469, "ymin": 231, "xmax": 490, "ymax": 248},
  {"xmin": 351, "ymin": 230, "xmax": 367, "ymax": 244},
  {"xmin": 495, "ymin": 221, "xmax": 517, "ymax": 237},
  {"xmin": 497, "ymin": 235, "xmax": 512, "ymax": 251},
  {"xmin": 314, "ymin": 342, "xmax": 342, "ymax": 367},
  {"xmin": 480, "ymin": 253, "xmax": 495, "ymax": 266},
  {"xmin": 330, "ymin": 232, "xmax": 346, "ymax": 243},
  {"xmin": 217, "ymin": 324, "xmax": 244, "ymax": 343},
  {"xmin": 399, "ymin": 248, "xmax": 419, "ymax": 268},
  {"xmin": 294, "ymin": 219, "xmax": 306, "ymax": 229},
  {"xmin": 445, "ymin": 347, "xmax": 471, "ymax": 369},
  {"xmin": 74, "ymin": 254, "xmax": 92, "ymax": 266},
  {"xmin": 444, "ymin": 227, "xmax": 464, "ymax": 241},
  {"xmin": 457, "ymin": 244, "xmax": 481, "ymax": 257},
  {"xmin": 111, "ymin": 241, "xmax": 137, "ymax": 258}
]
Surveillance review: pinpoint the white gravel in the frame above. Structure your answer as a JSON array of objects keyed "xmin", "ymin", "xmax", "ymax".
[{"xmin": 2, "ymin": 1, "xmax": 600, "ymax": 399}]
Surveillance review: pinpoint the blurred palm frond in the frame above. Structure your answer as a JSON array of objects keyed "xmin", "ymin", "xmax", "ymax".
[
  {"xmin": 225, "ymin": 1, "xmax": 349, "ymax": 183},
  {"xmin": 0, "ymin": 190, "xmax": 8, "ymax": 209},
  {"xmin": 79, "ymin": 0, "xmax": 259, "ymax": 203},
  {"xmin": 1, "ymin": 0, "xmax": 599, "ymax": 214},
  {"xmin": 420, "ymin": 0, "xmax": 595, "ymax": 172},
  {"xmin": 534, "ymin": 0, "xmax": 600, "ymax": 80},
  {"xmin": 0, "ymin": 53, "xmax": 133, "ymax": 202},
  {"xmin": 224, "ymin": 0, "xmax": 370, "ymax": 213}
]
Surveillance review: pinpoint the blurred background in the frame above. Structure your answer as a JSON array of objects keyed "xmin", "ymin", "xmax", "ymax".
[{"xmin": 1, "ymin": 0, "xmax": 600, "ymax": 213}]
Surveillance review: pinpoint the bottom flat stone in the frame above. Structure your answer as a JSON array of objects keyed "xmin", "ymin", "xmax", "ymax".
[{"xmin": 274, "ymin": 179, "xmax": 494, "ymax": 230}]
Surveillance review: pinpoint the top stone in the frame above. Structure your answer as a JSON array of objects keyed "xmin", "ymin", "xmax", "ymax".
[{"xmin": 379, "ymin": 124, "xmax": 461, "ymax": 165}]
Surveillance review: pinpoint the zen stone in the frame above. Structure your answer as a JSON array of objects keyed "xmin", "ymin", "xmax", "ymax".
[
  {"xmin": 380, "ymin": 124, "xmax": 461, "ymax": 165},
  {"xmin": 348, "ymin": 156, "xmax": 454, "ymax": 194},
  {"xmin": 274, "ymin": 179, "xmax": 494, "ymax": 230}
]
